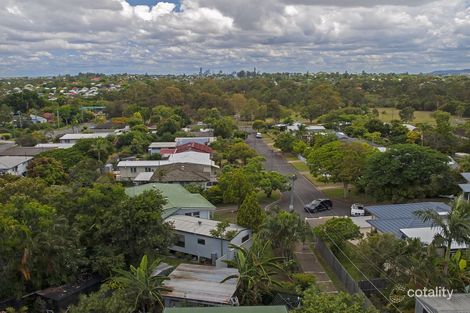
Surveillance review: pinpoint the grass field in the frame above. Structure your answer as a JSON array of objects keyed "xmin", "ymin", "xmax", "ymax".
[
  {"xmin": 375, "ymin": 107, "xmax": 436, "ymax": 124},
  {"xmin": 290, "ymin": 160, "xmax": 309, "ymax": 172},
  {"xmin": 374, "ymin": 107, "xmax": 467, "ymax": 125},
  {"xmin": 323, "ymin": 187, "xmax": 377, "ymax": 205}
]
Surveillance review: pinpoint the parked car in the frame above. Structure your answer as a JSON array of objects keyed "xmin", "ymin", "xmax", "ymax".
[
  {"xmin": 350, "ymin": 203, "xmax": 366, "ymax": 216},
  {"xmin": 256, "ymin": 132, "xmax": 262, "ymax": 138},
  {"xmin": 304, "ymin": 199, "xmax": 332, "ymax": 213}
]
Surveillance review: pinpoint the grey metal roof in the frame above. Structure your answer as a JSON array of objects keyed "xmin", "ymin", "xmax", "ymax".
[
  {"xmin": 0, "ymin": 146, "xmax": 54, "ymax": 156},
  {"xmin": 367, "ymin": 218, "xmax": 434, "ymax": 238},
  {"xmin": 458, "ymin": 184, "xmax": 470, "ymax": 193},
  {"xmin": 365, "ymin": 202, "xmax": 451, "ymax": 219},
  {"xmin": 416, "ymin": 293, "xmax": 470, "ymax": 312},
  {"xmin": 0, "ymin": 156, "xmax": 33, "ymax": 169},
  {"xmin": 461, "ymin": 172, "xmax": 470, "ymax": 182},
  {"xmin": 165, "ymin": 215, "xmax": 245, "ymax": 238},
  {"xmin": 162, "ymin": 263, "xmax": 238, "ymax": 305}
]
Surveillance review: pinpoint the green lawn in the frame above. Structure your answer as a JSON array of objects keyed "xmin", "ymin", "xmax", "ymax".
[
  {"xmin": 374, "ymin": 107, "xmax": 467, "ymax": 125},
  {"xmin": 213, "ymin": 210, "xmax": 237, "ymax": 223},
  {"xmin": 322, "ymin": 187, "xmax": 377, "ymax": 205},
  {"xmin": 290, "ymin": 160, "xmax": 309, "ymax": 172},
  {"xmin": 284, "ymin": 153, "xmax": 299, "ymax": 162}
]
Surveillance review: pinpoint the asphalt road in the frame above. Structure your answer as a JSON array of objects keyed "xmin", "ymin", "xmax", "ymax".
[{"xmin": 246, "ymin": 132, "xmax": 351, "ymax": 218}]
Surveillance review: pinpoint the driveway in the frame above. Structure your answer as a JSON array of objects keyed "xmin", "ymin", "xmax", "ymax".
[{"xmin": 246, "ymin": 132, "xmax": 351, "ymax": 218}]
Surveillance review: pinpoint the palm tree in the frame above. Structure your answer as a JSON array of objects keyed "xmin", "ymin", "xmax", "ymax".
[
  {"xmin": 222, "ymin": 238, "xmax": 284, "ymax": 305},
  {"xmin": 415, "ymin": 196, "xmax": 470, "ymax": 276},
  {"xmin": 111, "ymin": 255, "xmax": 169, "ymax": 313},
  {"xmin": 91, "ymin": 138, "xmax": 109, "ymax": 163}
]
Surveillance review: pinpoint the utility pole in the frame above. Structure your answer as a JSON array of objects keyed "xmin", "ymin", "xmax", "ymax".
[
  {"xmin": 289, "ymin": 174, "xmax": 297, "ymax": 212},
  {"xmin": 56, "ymin": 109, "xmax": 60, "ymax": 128}
]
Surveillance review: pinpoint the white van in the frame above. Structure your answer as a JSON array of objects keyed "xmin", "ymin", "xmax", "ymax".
[{"xmin": 256, "ymin": 132, "xmax": 262, "ymax": 139}]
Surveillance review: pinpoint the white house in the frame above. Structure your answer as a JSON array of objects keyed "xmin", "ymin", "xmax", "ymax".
[
  {"xmin": 165, "ymin": 215, "xmax": 252, "ymax": 266},
  {"xmin": 117, "ymin": 151, "xmax": 218, "ymax": 181},
  {"xmin": 0, "ymin": 156, "xmax": 33, "ymax": 176},
  {"xmin": 59, "ymin": 132, "xmax": 112, "ymax": 144}
]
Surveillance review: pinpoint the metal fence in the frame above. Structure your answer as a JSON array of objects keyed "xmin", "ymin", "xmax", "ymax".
[{"xmin": 314, "ymin": 238, "xmax": 376, "ymax": 309}]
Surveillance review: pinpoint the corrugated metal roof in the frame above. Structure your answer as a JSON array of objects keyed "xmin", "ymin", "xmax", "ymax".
[
  {"xmin": 125, "ymin": 183, "xmax": 216, "ymax": 211},
  {"xmin": 458, "ymin": 184, "xmax": 470, "ymax": 193},
  {"xmin": 118, "ymin": 152, "xmax": 217, "ymax": 168},
  {"xmin": 164, "ymin": 306, "xmax": 288, "ymax": 313},
  {"xmin": 416, "ymin": 293, "xmax": 470, "ymax": 311},
  {"xmin": 461, "ymin": 172, "xmax": 470, "ymax": 182},
  {"xmin": 0, "ymin": 156, "xmax": 33, "ymax": 169},
  {"xmin": 365, "ymin": 202, "xmax": 450, "ymax": 219},
  {"xmin": 0, "ymin": 146, "xmax": 54, "ymax": 156},
  {"xmin": 149, "ymin": 142, "xmax": 177, "ymax": 148},
  {"xmin": 162, "ymin": 263, "xmax": 238, "ymax": 305},
  {"xmin": 367, "ymin": 218, "xmax": 433, "ymax": 238},
  {"xmin": 60, "ymin": 133, "xmax": 111, "ymax": 140},
  {"xmin": 165, "ymin": 215, "xmax": 245, "ymax": 238},
  {"xmin": 400, "ymin": 227, "xmax": 468, "ymax": 249}
]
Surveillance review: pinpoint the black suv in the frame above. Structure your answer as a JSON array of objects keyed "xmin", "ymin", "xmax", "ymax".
[{"xmin": 304, "ymin": 199, "xmax": 333, "ymax": 213}]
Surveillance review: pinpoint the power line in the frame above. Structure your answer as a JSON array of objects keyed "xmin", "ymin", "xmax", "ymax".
[{"xmin": 321, "ymin": 230, "xmax": 404, "ymax": 313}]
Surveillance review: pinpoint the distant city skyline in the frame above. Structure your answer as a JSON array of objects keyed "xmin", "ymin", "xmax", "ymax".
[{"xmin": 0, "ymin": 0, "xmax": 469, "ymax": 77}]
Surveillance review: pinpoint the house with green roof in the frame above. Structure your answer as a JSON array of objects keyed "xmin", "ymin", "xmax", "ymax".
[
  {"xmin": 125, "ymin": 183, "xmax": 216, "ymax": 219},
  {"xmin": 163, "ymin": 306, "xmax": 288, "ymax": 313}
]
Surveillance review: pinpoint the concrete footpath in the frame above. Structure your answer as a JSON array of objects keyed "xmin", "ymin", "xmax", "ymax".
[{"xmin": 294, "ymin": 243, "xmax": 338, "ymax": 293}]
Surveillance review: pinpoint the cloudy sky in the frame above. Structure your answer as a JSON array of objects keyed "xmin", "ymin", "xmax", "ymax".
[{"xmin": 0, "ymin": 0, "xmax": 469, "ymax": 76}]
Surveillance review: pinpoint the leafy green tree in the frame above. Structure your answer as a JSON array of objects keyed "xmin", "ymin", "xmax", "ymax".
[
  {"xmin": 260, "ymin": 209, "xmax": 309, "ymax": 259},
  {"xmin": 415, "ymin": 195, "xmax": 470, "ymax": 276},
  {"xmin": 308, "ymin": 141, "xmax": 375, "ymax": 197},
  {"xmin": 226, "ymin": 141, "xmax": 257, "ymax": 164},
  {"xmin": 0, "ymin": 197, "xmax": 83, "ymax": 299},
  {"xmin": 213, "ymin": 116, "xmax": 236, "ymax": 138},
  {"xmin": 360, "ymin": 144, "xmax": 454, "ymax": 201},
  {"xmin": 399, "ymin": 106, "xmax": 415, "ymax": 122},
  {"xmin": 210, "ymin": 221, "xmax": 238, "ymax": 240},
  {"xmin": 296, "ymin": 286, "xmax": 377, "ymax": 313},
  {"xmin": 222, "ymin": 239, "xmax": 284, "ymax": 305},
  {"xmin": 274, "ymin": 132, "xmax": 297, "ymax": 153},
  {"xmin": 301, "ymin": 103, "xmax": 321, "ymax": 123},
  {"xmin": 68, "ymin": 285, "xmax": 133, "ymax": 313},
  {"xmin": 111, "ymin": 255, "xmax": 169, "ymax": 313},
  {"xmin": 307, "ymin": 83, "xmax": 343, "ymax": 115},
  {"xmin": 218, "ymin": 166, "xmax": 252, "ymax": 209},
  {"xmin": 259, "ymin": 171, "xmax": 289, "ymax": 198},
  {"xmin": 252, "ymin": 120, "xmax": 265, "ymax": 131},
  {"xmin": 27, "ymin": 157, "xmax": 67, "ymax": 185},
  {"xmin": 314, "ymin": 217, "xmax": 362, "ymax": 251},
  {"xmin": 237, "ymin": 192, "xmax": 265, "ymax": 232}
]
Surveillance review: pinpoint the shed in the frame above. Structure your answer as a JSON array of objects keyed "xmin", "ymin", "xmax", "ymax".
[{"xmin": 161, "ymin": 263, "xmax": 239, "ymax": 307}]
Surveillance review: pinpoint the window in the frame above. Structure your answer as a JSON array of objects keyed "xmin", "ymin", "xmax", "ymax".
[
  {"xmin": 175, "ymin": 234, "xmax": 185, "ymax": 247},
  {"xmin": 130, "ymin": 167, "xmax": 137, "ymax": 173},
  {"xmin": 185, "ymin": 212, "xmax": 200, "ymax": 218},
  {"xmin": 242, "ymin": 234, "xmax": 250, "ymax": 243},
  {"xmin": 145, "ymin": 167, "xmax": 152, "ymax": 172},
  {"xmin": 197, "ymin": 238, "xmax": 205, "ymax": 245}
]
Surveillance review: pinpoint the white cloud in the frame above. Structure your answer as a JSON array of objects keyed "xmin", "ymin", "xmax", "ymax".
[{"xmin": 0, "ymin": 0, "xmax": 468, "ymax": 76}]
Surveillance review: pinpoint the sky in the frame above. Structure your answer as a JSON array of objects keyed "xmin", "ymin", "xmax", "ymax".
[{"xmin": 0, "ymin": 0, "xmax": 469, "ymax": 77}]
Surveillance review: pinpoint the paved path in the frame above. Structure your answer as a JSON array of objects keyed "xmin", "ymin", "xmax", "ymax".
[
  {"xmin": 245, "ymin": 132, "xmax": 351, "ymax": 218},
  {"xmin": 294, "ymin": 243, "xmax": 338, "ymax": 293}
]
